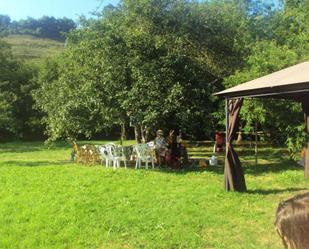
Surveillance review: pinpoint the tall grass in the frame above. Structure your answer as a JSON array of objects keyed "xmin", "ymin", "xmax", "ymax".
[{"xmin": 3, "ymin": 35, "xmax": 64, "ymax": 64}]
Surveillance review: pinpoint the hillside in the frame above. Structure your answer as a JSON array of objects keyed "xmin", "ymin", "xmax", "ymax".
[{"xmin": 3, "ymin": 34, "xmax": 64, "ymax": 64}]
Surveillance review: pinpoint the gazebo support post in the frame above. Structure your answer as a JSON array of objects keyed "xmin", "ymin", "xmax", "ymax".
[
  {"xmin": 255, "ymin": 120, "xmax": 258, "ymax": 168},
  {"xmin": 224, "ymin": 98, "xmax": 247, "ymax": 192},
  {"xmin": 225, "ymin": 97, "xmax": 229, "ymax": 151},
  {"xmin": 303, "ymin": 100, "xmax": 309, "ymax": 179}
]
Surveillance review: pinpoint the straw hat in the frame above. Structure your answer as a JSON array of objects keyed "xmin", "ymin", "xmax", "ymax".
[{"xmin": 156, "ymin": 130, "xmax": 164, "ymax": 136}]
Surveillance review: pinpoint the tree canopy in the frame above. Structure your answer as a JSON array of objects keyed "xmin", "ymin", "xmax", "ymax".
[
  {"xmin": 1, "ymin": 0, "xmax": 308, "ymax": 153},
  {"xmin": 35, "ymin": 0, "xmax": 250, "ymax": 141}
]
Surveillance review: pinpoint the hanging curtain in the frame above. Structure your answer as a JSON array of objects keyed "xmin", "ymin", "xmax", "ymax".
[
  {"xmin": 224, "ymin": 98, "xmax": 247, "ymax": 191},
  {"xmin": 302, "ymin": 100, "xmax": 309, "ymax": 178}
]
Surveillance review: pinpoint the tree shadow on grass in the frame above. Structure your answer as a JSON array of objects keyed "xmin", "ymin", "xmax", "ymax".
[
  {"xmin": 0, "ymin": 160, "xmax": 72, "ymax": 167},
  {"xmin": 0, "ymin": 144, "xmax": 44, "ymax": 154},
  {"xmin": 150, "ymin": 160, "xmax": 225, "ymax": 175},
  {"xmin": 247, "ymin": 187, "xmax": 308, "ymax": 195},
  {"xmin": 206, "ymin": 165, "xmax": 224, "ymax": 174},
  {"xmin": 237, "ymin": 150, "xmax": 288, "ymax": 161},
  {"xmin": 151, "ymin": 157, "xmax": 303, "ymax": 177},
  {"xmin": 243, "ymin": 161, "xmax": 304, "ymax": 176},
  {"xmin": 0, "ymin": 141, "xmax": 72, "ymax": 154},
  {"xmin": 203, "ymin": 161, "xmax": 303, "ymax": 176}
]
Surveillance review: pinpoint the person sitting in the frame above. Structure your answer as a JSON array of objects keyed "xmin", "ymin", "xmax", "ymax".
[
  {"xmin": 275, "ymin": 192, "xmax": 309, "ymax": 249},
  {"xmin": 177, "ymin": 129, "xmax": 188, "ymax": 165},
  {"xmin": 165, "ymin": 129, "xmax": 189, "ymax": 169},
  {"xmin": 166, "ymin": 130, "xmax": 181, "ymax": 168},
  {"xmin": 154, "ymin": 129, "xmax": 168, "ymax": 166},
  {"xmin": 213, "ymin": 131, "xmax": 224, "ymax": 153}
]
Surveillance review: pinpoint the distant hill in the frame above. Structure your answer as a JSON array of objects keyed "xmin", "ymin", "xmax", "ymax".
[
  {"xmin": 3, "ymin": 34, "xmax": 64, "ymax": 64},
  {"xmin": 0, "ymin": 15, "xmax": 76, "ymax": 41}
]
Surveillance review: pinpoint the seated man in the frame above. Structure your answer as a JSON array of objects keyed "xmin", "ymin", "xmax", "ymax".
[
  {"xmin": 154, "ymin": 130, "xmax": 168, "ymax": 166},
  {"xmin": 275, "ymin": 192, "xmax": 309, "ymax": 249}
]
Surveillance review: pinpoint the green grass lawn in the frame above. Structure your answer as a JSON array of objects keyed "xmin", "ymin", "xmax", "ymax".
[
  {"xmin": 3, "ymin": 35, "xmax": 64, "ymax": 65},
  {"xmin": 0, "ymin": 141, "xmax": 308, "ymax": 249}
]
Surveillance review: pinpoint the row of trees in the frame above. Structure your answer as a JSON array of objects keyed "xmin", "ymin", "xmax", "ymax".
[
  {"xmin": 1, "ymin": 0, "xmax": 308, "ymax": 156},
  {"xmin": 0, "ymin": 15, "xmax": 76, "ymax": 41},
  {"xmin": 0, "ymin": 40, "xmax": 42, "ymax": 140}
]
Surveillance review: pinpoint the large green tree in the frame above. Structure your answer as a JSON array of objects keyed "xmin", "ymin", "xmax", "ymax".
[{"xmin": 35, "ymin": 0, "xmax": 249, "ymax": 141}]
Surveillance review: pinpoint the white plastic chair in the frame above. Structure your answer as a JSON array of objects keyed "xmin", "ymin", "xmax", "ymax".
[
  {"xmin": 96, "ymin": 145, "xmax": 112, "ymax": 167},
  {"xmin": 133, "ymin": 144, "xmax": 154, "ymax": 169},
  {"xmin": 105, "ymin": 144, "xmax": 127, "ymax": 169}
]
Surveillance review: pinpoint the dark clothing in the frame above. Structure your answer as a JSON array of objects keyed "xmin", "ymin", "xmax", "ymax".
[{"xmin": 215, "ymin": 132, "xmax": 224, "ymax": 146}]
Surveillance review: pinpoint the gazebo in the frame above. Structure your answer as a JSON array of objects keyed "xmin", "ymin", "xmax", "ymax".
[{"xmin": 214, "ymin": 61, "xmax": 309, "ymax": 192}]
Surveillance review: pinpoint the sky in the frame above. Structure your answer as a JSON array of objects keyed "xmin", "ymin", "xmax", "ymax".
[{"xmin": 0, "ymin": 0, "xmax": 119, "ymax": 21}]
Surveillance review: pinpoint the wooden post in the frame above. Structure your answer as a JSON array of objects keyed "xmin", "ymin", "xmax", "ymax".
[
  {"xmin": 255, "ymin": 120, "xmax": 258, "ymax": 168},
  {"xmin": 303, "ymin": 100, "xmax": 309, "ymax": 178},
  {"xmin": 224, "ymin": 97, "xmax": 229, "ymax": 189},
  {"xmin": 226, "ymin": 97, "xmax": 229, "ymax": 148}
]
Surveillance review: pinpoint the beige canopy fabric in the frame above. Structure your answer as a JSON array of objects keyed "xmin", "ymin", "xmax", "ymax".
[
  {"xmin": 215, "ymin": 61, "xmax": 309, "ymax": 100},
  {"xmin": 214, "ymin": 61, "xmax": 309, "ymax": 191}
]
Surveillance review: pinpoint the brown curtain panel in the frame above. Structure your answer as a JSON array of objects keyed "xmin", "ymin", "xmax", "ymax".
[
  {"xmin": 303, "ymin": 100, "xmax": 309, "ymax": 178},
  {"xmin": 224, "ymin": 98, "xmax": 247, "ymax": 191}
]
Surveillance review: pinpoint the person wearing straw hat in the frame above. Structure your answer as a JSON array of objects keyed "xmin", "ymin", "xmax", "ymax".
[{"xmin": 154, "ymin": 129, "xmax": 168, "ymax": 166}]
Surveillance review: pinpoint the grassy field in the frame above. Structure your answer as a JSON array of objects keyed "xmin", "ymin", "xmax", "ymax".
[
  {"xmin": 3, "ymin": 35, "xmax": 64, "ymax": 64},
  {"xmin": 0, "ymin": 141, "xmax": 307, "ymax": 249}
]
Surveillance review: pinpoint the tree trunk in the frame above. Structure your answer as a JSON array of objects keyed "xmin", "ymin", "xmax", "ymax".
[
  {"xmin": 140, "ymin": 125, "xmax": 145, "ymax": 143},
  {"xmin": 145, "ymin": 128, "xmax": 149, "ymax": 143},
  {"xmin": 140, "ymin": 125, "xmax": 149, "ymax": 143},
  {"xmin": 134, "ymin": 125, "xmax": 142, "ymax": 143},
  {"xmin": 120, "ymin": 123, "xmax": 127, "ymax": 145}
]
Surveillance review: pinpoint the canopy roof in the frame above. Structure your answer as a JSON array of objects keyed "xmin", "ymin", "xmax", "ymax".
[{"xmin": 215, "ymin": 61, "xmax": 309, "ymax": 101}]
